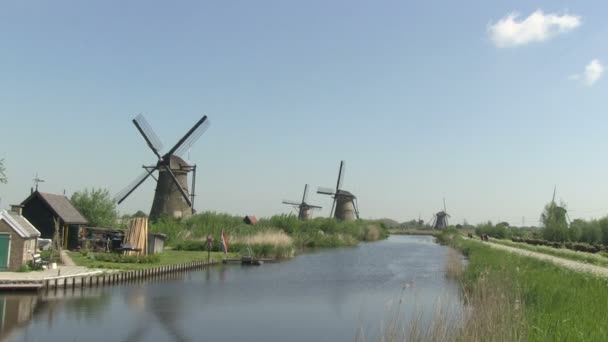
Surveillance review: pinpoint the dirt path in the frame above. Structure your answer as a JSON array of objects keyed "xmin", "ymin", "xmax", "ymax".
[{"xmin": 483, "ymin": 240, "xmax": 608, "ymax": 278}]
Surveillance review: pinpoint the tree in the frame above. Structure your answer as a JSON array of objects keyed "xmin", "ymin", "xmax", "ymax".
[
  {"xmin": 0, "ymin": 159, "xmax": 6, "ymax": 184},
  {"xmin": 541, "ymin": 201, "xmax": 569, "ymax": 241},
  {"xmin": 71, "ymin": 188, "xmax": 118, "ymax": 227}
]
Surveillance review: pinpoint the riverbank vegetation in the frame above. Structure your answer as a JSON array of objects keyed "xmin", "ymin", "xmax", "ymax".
[
  {"xmin": 491, "ymin": 238, "xmax": 608, "ymax": 267},
  {"xmin": 436, "ymin": 229, "xmax": 608, "ymax": 340},
  {"xmin": 68, "ymin": 250, "xmax": 230, "ymax": 270},
  {"xmin": 150, "ymin": 212, "xmax": 387, "ymax": 259}
]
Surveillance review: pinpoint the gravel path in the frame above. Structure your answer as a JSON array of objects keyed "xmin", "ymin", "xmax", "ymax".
[{"xmin": 483, "ymin": 241, "xmax": 608, "ymax": 278}]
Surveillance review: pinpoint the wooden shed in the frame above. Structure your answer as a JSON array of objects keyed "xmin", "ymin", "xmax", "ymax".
[
  {"xmin": 0, "ymin": 206, "xmax": 41, "ymax": 271},
  {"xmin": 21, "ymin": 191, "xmax": 88, "ymax": 250},
  {"xmin": 243, "ymin": 215, "xmax": 258, "ymax": 225}
]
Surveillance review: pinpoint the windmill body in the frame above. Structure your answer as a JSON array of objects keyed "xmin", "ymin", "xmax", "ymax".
[
  {"xmin": 334, "ymin": 190, "xmax": 357, "ymax": 221},
  {"xmin": 150, "ymin": 155, "xmax": 194, "ymax": 220},
  {"xmin": 432, "ymin": 211, "xmax": 449, "ymax": 229},
  {"xmin": 115, "ymin": 114, "xmax": 209, "ymax": 222},
  {"xmin": 431, "ymin": 199, "xmax": 450, "ymax": 229},
  {"xmin": 317, "ymin": 161, "xmax": 359, "ymax": 221},
  {"xmin": 282, "ymin": 184, "xmax": 322, "ymax": 221}
]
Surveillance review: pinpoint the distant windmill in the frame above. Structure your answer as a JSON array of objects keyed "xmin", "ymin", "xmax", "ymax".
[
  {"xmin": 115, "ymin": 114, "xmax": 210, "ymax": 221},
  {"xmin": 282, "ymin": 184, "xmax": 322, "ymax": 220},
  {"xmin": 431, "ymin": 198, "xmax": 450, "ymax": 229},
  {"xmin": 548, "ymin": 185, "xmax": 570, "ymax": 225},
  {"xmin": 317, "ymin": 161, "xmax": 359, "ymax": 221}
]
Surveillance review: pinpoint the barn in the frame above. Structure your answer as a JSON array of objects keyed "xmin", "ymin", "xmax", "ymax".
[
  {"xmin": 20, "ymin": 191, "xmax": 88, "ymax": 250},
  {"xmin": 0, "ymin": 206, "xmax": 41, "ymax": 271}
]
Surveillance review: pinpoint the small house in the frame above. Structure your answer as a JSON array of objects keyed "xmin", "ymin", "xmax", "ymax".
[
  {"xmin": 243, "ymin": 215, "xmax": 258, "ymax": 225},
  {"xmin": 0, "ymin": 205, "xmax": 41, "ymax": 271},
  {"xmin": 21, "ymin": 191, "xmax": 88, "ymax": 250}
]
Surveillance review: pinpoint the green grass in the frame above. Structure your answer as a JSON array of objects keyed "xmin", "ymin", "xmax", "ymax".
[
  {"xmin": 388, "ymin": 228, "xmax": 440, "ymax": 236},
  {"xmin": 442, "ymin": 230, "xmax": 608, "ymax": 341},
  {"xmin": 67, "ymin": 250, "xmax": 235, "ymax": 271},
  {"xmin": 491, "ymin": 238, "xmax": 608, "ymax": 267},
  {"xmin": 151, "ymin": 212, "xmax": 387, "ymax": 258}
]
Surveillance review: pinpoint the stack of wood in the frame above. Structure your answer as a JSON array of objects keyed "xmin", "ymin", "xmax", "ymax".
[{"xmin": 123, "ymin": 217, "xmax": 148, "ymax": 256}]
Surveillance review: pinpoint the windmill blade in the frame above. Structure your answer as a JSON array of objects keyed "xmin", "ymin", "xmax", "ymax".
[
  {"xmin": 308, "ymin": 205, "xmax": 323, "ymax": 209},
  {"xmin": 443, "ymin": 198, "xmax": 447, "ymax": 213},
  {"xmin": 282, "ymin": 200, "xmax": 301, "ymax": 206},
  {"xmin": 115, "ymin": 169, "xmax": 156, "ymax": 204},
  {"xmin": 353, "ymin": 198, "xmax": 360, "ymax": 219},
  {"xmin": 164, "ymin": 167, "xmax": 193, "ymax": 207},
  {"xmin": 165, "ymin": 116, "xmax": 210, "ymax": 158},
  {"xmin": 317, "ymin": 187, "xmax": 335, "ymax": 195},
  {"xmin": 336, "ymin": 160, "xmax": 345, "ymax": 191},
  {"xmin": 191, "ymin": 164, "xmax": 197, "ymax": 209},
  {"xmin": 552, "ymin": 185, "xmax": 557, "ymax": 204},
  {"xmin": 133, "ymin": 114, "xmax": 163, "ymax": 159},
  {"xmin": 329, "ymin": 197, "xmax": 337, "ymax": 218},
  {"xmin": 302, "ymin": 184, "xmax": 309, "ymax": 204}
]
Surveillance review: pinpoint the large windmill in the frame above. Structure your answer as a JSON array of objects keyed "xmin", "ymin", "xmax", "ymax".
[
  {"xmin": 115, "ymin": 114, "xmax": 210, "ymax": 221},
  {"xmin": 431, "ymin": 198, "xmax": 450, "ymax": 229},
  {"xmin": 282, "ymin": 184, "xmax": 322, "ymax": 220},
  {"xmin": 317, "ymin": 161, "xmax": 359, "ymax": 221}
]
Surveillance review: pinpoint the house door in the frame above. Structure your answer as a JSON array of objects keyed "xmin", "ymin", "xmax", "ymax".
[{"xmin": 0, "ymin": 235, "xmax": 9, "ymax": 271}]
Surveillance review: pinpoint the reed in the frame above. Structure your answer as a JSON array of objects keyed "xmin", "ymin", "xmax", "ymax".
[{"xmin": 155, "ymin": 212, "xmax": 387, "ymax": 257}]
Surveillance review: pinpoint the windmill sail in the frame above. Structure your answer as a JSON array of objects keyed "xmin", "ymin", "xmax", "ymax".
[{"xmin": 115, "ymin": 114, "xmax": 210, "ymax": 221}]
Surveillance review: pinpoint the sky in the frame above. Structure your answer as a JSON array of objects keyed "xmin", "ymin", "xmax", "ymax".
[{"xmin": 1, "ymin": 1, "xmax": 607, "ymax": 226}]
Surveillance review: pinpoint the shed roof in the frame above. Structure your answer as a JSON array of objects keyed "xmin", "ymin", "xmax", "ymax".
[
  {"xmin": 21, "ymin": 191, "xmax": 89, "ymax": 225},
  {"xmin": 0, "ymin": 210, "xmax": 41, "ymax": 238},
  {"xmin": 243, "ymin": 215, "xmax": 258, "ymax": 225}
]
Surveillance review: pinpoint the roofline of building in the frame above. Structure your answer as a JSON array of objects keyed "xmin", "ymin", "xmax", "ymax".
[
  {"xmin": 0, "ymin": 210, "xmax": 41, "ymax": 239},
  {"xmin": 21, "ymin": 191, "xmax": 89, "ymax": 225}
]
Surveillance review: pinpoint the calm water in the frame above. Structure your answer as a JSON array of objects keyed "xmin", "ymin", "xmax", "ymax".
[{"xmin": 2, "ymin": 235, "xmax": 462, "ymax": 342}]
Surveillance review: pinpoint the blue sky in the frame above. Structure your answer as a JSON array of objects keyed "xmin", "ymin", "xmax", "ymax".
[{"xmin": 1, "ymin": 1, "xmax": 607, "ymax": 225}]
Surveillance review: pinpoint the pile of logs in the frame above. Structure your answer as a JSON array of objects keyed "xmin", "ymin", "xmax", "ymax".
[{"xmin": 123, "ymin": 217, "xmax": 148, "ymax": 255}]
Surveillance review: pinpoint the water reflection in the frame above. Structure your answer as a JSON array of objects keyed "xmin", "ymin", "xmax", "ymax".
[{"xmin": 4, "ymin": 235, "xmax": 463, "ymax": 342}]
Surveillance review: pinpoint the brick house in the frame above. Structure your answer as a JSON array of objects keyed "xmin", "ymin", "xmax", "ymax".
[{"xmin": 0, "ymin": 205, "xmax": 41, "ymax": 271}]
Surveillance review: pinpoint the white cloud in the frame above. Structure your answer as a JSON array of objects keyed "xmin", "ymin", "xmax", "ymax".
[
  {"xmin": 488, "ymin": 10, "xmax": 581, "ymax": 48},
  {"xmin": 571, "ymin": 59, "xmax": 604, "ymax": 86}
]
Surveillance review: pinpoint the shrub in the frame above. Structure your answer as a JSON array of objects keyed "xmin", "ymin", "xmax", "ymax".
[{"xmin": 90, "ymin": 253, "xmax": 160, "ymax": 264}]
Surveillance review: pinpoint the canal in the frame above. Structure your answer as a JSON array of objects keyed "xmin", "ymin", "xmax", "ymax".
[{"xmin": 2, "ymin": 235, "xmax": 462, "ymax": 341}]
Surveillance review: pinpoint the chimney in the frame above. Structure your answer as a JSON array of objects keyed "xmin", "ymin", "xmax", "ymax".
[{"xmin": 10, "ymin": 205, "xmax": 23, "ymax": 216}]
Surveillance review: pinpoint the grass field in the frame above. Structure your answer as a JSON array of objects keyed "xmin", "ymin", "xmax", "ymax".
[
  {"xmin": 490, "ymin": 237, "xmax": 608, "ymax": 267},
  {"xmin": 388, "ymin": 228, "xmax": 440, "ymax": 236},
  {"xmin": 151, "ymin": 212, "xmax": 387, "ymax": 258},
  {"xmin": 442, "ymin": 230, "xmax": 608, "ymax": 341},
  {"xmin": 67, "ymin": 250, "xmax": 234, "ymax": 271}
]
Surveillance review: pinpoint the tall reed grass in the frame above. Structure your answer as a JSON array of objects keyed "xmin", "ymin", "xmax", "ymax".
[{"xmin": 154, "ymin": 212, "xmax": 386, "ymax": 258}]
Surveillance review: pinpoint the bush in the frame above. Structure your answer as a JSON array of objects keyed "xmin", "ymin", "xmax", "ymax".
[
  {"xmin": 90, "ymin": 253, "xmax": 160, "ymax": 264},
  {"xmin": 17, "ymin": 264, "xmax": 31, "ymax": 272}
]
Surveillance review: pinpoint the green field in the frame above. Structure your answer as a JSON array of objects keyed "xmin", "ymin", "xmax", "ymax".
[
  {"xmin": 442, "ymin": 230, "xmax": 608, "ymax": 341},
  {"xmin": 151, "ymin": 212, "xmax": 387, "ymax": 258},
  {"xmin": 491, "ymin": 238, "xmax": 608, "ymax": 267},
  {"xmin": 67, "ymin": 250, "xmax": 234, "ymax": 271}
]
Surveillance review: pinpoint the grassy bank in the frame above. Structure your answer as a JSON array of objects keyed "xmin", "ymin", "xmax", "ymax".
[
  {"xmin": 440, "ymin": 230, "xmax": 608, "ymax": 341},
  {"xmin": 388, "ymin": 228, "xmax": 440, "ymax": 236},
  {"xmin": 150, "ymin": 212, "xmax": 387, "ymax": 259},
  {"xmin": 491, "ymin": 238, "xmax": 608, "ymax": 267},
  {"xmin": 68, "ymin": 250, "xmax": 232, "ymax": 271}
]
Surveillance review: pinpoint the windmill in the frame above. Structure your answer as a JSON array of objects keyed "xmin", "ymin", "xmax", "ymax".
[
  {"xmin": 431, "ymin": 198, "xmax": 450, "ymax": 229},
  {"xmin": 546, "ymin": 185, "xmax": 570, "ymax": 225},
  {"xmin": 115, "ymin": 114, "xmax": 210, "ymax": 221},
  {"xmin": 282, "ymin": 184, "xmax": 322, "ymax": 220},
  {"xmin": 317, "ymin": 161, "xmax": 359, "ymax": 221}
]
